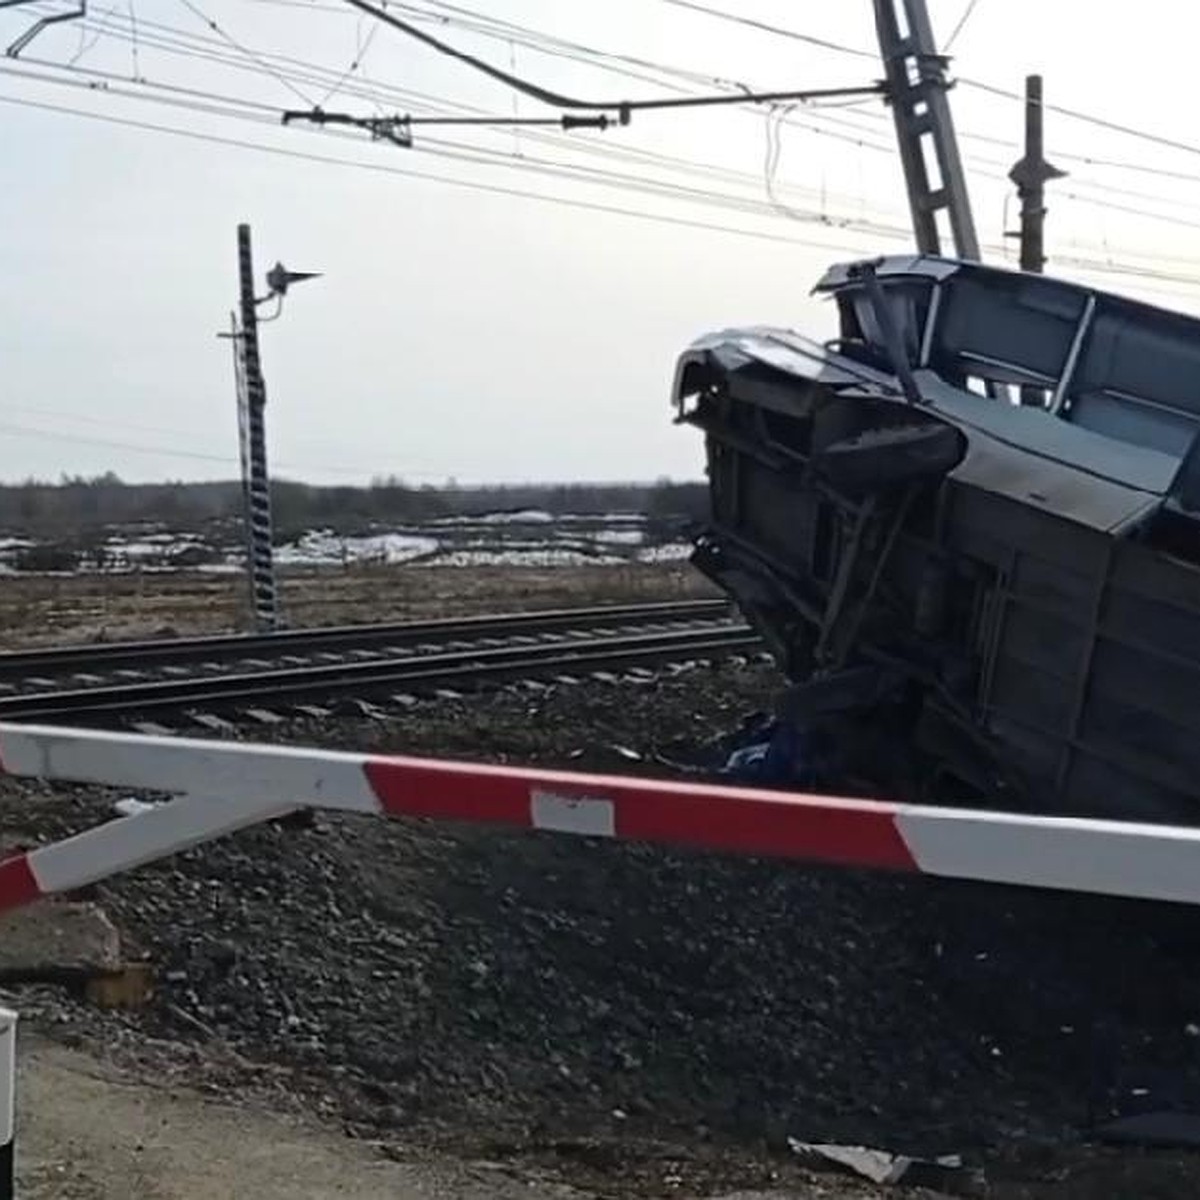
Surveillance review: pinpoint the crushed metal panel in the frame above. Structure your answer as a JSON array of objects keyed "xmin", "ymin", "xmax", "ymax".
[
  {"xmin": 814, "ymin": 254, "xmax": 961, "ymax": 291},
  {"xmin": 917, "ymin": 371, "xmax": 1185, "ymax": 496},
  {"xmin": 950, "ymin": 432, "xmax": 1162, "ymax": 534}
]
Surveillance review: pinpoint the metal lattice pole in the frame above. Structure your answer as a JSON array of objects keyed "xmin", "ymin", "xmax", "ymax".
[
  {"xmin": 873, "ymin": 0, "xmax": 981, "ymax": 261},
  {"xmin": 236, "ymin": 225, "xmax": 281, "ymax": 632}
]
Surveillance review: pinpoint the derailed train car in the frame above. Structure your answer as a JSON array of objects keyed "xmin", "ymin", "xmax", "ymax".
[{"xmin": 673, "ymin": 256, "xmax": 1200, "ymax": 822}]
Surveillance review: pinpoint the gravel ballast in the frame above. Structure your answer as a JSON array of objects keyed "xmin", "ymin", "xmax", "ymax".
[{"xmin": 5, "ymin": 662, "xmax": 1200, "ymax": 1196}]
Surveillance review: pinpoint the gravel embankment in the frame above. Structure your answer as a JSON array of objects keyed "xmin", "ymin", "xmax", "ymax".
[{"xmin": 6, "ymin": 662, "xmax": 1200, "ymax": 1196}]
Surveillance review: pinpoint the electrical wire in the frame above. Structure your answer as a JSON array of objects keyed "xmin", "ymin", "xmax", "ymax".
[
  {"xmin": 317, "ymin": 13, "xmax": 378, "ymax": 108},
  {"xmin": 174, "ymin": 0, "xmax": 314, "ymax": 105},
  {"xmin": 0, "ymin": 59, "xmax": 908, "ymax": 235},
  {"xmin": 20, "ymin": 0, "xmax": 1153, "ymax": 221},
  {"xmin": 639, "ymin": 0, "xmax": 1200, "ymax": 177},
  {"xmin": 6, "ymin": 24, "xmax": 1195, "ymax": 286},
  {"xmin": 656, "ymin": 0, "xmax": 876, "ymax": 61},
  {"xmin": 0, "ymin": 9, "xmax": 930, "ymax": 228},
  {"xmin": 959, "ymin": 76, "xmax": 1200, "ymax": 161},
  {"xmin": 0, "ymin": 416, "xmax": 447, "ymax": 478},
  {"xmin": 342, "ymin": 0, "xmax": 883, "ymax": 119},
  {"xmin": 9, "ymin": 0, "xmax": 1200, "ymax": 287},
  {"xmin": 944, "ymin": 0, "xmax": 983, "ymax": 51},
  {"xmin": 0, "ymin": 89, "xmax": 897, "ymax": 257}
]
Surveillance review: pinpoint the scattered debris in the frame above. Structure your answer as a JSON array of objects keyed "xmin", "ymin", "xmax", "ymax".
[
  {"xmin": 85, "ymin": 963, "xmax": 155, "ymax": 1010},
  {"xmin": 788, "ymin": 1139, "xmax": 984, "ymax": 1194},
  {"xmin": 113, "ymin": 797, "xmax": 162, "ymax": 818}
]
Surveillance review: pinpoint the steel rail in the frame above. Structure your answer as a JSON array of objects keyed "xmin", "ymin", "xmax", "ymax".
[
  {"xmin": 0, "ymin": 599, "xmax": 731, "ymax": 678},
  {"xmin": 0, "ymin": 624, "xmax": 759, "ymax": 721}
]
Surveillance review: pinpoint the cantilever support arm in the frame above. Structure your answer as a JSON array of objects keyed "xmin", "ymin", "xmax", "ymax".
[{"xmin": 3, "ymin": 0, "xmax": 86, "ymax": 58}]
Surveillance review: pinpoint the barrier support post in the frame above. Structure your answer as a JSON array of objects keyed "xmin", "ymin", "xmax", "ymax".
[{"xmin": 0, "ymin": 1006, "xmax": 15, "ymax": 1200}]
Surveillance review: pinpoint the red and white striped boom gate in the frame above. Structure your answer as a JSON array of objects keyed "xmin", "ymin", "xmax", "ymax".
[{"xmin": 0, "ymin": 723, "xmax": 1199, "ymax": 912}]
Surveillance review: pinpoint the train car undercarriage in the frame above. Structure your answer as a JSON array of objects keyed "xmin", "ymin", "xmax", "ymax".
[{"xmin": 673, "ymin": 255, "xmax": 1200, "ymax": 823}]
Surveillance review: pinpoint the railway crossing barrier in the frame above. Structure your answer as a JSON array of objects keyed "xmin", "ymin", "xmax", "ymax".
[{"xmin": 3, "ymin": 723, "xmax": 1200, "ymax": 911}]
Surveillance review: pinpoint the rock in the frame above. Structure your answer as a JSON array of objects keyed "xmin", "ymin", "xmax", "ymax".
[{"xmin": 0, "ymin": 901, "xmax": 122, "ymax": 980}]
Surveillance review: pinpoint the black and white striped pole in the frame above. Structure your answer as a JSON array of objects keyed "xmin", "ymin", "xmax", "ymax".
[
  {"xmin": 0, "ymin": 1007, "xmax": 15, "ymax": 1200},
  {"xmin": 230, "ymin": 225, "xmax": 320, "ymax": 633},
  {"xmin": 236, "ymin": 224, "xmax": 281, "ymax": 632}
]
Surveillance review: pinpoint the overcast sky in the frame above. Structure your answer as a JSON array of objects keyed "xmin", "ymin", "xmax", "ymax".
[{"xmin": 3, "ymin": 0, "xmax": 1199, "ymax": 486}]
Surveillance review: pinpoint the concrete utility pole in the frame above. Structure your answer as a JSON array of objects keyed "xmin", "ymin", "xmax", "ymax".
[
  {"xmin": 1008, "ymin": 74, "xmax": 1066, "ymax": 274},
  {"xmin": 235, "ymin": 224, "xmax": 281, "ymax": 632},
  {"xmin": 873, "ymin": 0, "xmax": 981, "ymax": 261}
]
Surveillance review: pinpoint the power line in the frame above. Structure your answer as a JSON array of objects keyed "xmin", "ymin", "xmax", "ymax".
[
  {"xmin": 636, "ymin": 0, "xmax": 1200, "ymax": 177},
  {"xmin": 944, "ymin": 0, "xmax": 984, "ymax": 51},
  {"xmin": 7, "ymin": 38, "xmax": 1199, "ymax": 288},
  {"xmin": 0, "ymin": 89, "xmax": 893, "ymax": 256},
  {"xmin": 54, "ymin": 0, "xmax": 1185, "ymax": 218},
  {"xmin": 0, "ymin": 60, "xmax": 907, "ymax": 234},
  {"xmin": 0, "ymin": 17, "xmax": 928, "ymax": 233},
  {"xmin": 341, "ymin": 0, "xmax": 883, "ymax": 119},
  {"xmin": 11, "ymin": 1, "xmax": 1200, "ymax": 287},
  {"xmin": 0, "ymin": 409, "xmax": 445, "ymax": 478},
  {"xmin": 376, "ymin": 2, "xmax": 1200, "ymax": 215},
  {"xmin": 174, "ymin": 0, "xmax": 315, "ymax": 106},
  {"xmin": 317, "ymin": 12, "xmax": 378, "ymax": 108},
  {"xmin": 959, "ymin": 76, "xmax": 1200, "ymax": 161},
  {"xmin": 27, "ymin": 3, "xmax": 900, "ymax": 175},
  {"xmin": 655, "ymin": 0, "xmax": 876, "ymax": 61}
]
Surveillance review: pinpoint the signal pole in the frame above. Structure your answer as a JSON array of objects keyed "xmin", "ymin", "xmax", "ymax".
[
  {"xmin": 226, "ymin": 226, "xmax": 321, "ymax": 631},
  {"xmin": 235, "ymin": 224, "xmax": 280, "ymax": 632},
  {"xmin": 873, "ymin": 0, "xmax": 981, "ymax": 260},
  {"xmin": 1008, "ymin": 74, "xmax": 1066, "ymax": 274}
]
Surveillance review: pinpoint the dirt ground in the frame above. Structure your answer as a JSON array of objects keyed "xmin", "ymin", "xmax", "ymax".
[
  {"xmin": 15, "ymin": 1036, "xmax": 599, "ymax": 1199},
  {"xmin": 0, "ymin": 563, "xmax": 714, "ymax": 648}
]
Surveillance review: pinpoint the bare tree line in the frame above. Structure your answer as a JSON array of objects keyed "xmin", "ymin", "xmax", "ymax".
[{"xmin": 0, "ymin": 473, "xmax": 708, "ymax": 537}]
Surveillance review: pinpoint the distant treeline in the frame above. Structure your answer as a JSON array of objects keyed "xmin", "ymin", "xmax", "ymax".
[{"xmin": 0, "ymin": 473, "xmax": 709, "ymax": 536}]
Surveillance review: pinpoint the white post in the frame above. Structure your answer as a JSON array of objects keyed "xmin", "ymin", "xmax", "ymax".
[{"xmin": 0, "ymin": 1007, "xmax": 14, "ymax": 1199}]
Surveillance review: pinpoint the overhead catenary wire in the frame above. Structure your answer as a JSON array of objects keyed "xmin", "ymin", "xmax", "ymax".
[
  {"xmin": 641, "ymin": 0, "xmax": 1200, "ymax": 175},
  {"xmin": 656, "ymin": 0, "xmax": 876, "ymax": 61},
  {"xmin": 5, "ymin": 26, "xmax": 1198, "ymax": 293},
  {"xmin": 8, "ymin": 73, "xmax": 1200, "ymax": 303},
  {"xmin": 0, "ymin": 60, "xmax": 910, "ymax": 235},
  {"xmin": 959, "ymin": 77, "xmax": 1200, "ymax": 162},
  {"xmin": 944, "ymin": 0, "xmax": 983, "ymax": 51},
  {"xmin": 22, "ymin": 35, "xmax": 1182, "ymax": 268},
  {"xmin": 39, "ymin": 0, "xmax": 1200, "ymax": 188},
  {"xmin": 174, "ymin": 0, "xmax": 314, "ymax": 105},
  {"xmin": 31, "ymin": 0, "xmax": 1200, "ymax": 218},
  {"xmin": 8, "ymin": 0, "xmax": 1200, "ymax": 293},
  {"xmin": 340, "ymin": 0, "xmax": 884, "ymax": 121},
  {"xmin": 0, "ymin": 89, "xmax": 897, "ymax": 258}
]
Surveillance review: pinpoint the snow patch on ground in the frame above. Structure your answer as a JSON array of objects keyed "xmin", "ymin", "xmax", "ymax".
[
  {"xmin": 637, "ymin": 542, "xmax": 693, "ymax": 563},
  {"xmin": 275, "ymin": 530, "xmax": 439, "ymax": 566},
  {"xmin": 0, "ymin": 513, "xmax": 697, "ymax": 574},
  {"xmin": 426, "ymin": 548, "xmax": 629, "ymax": 568}
]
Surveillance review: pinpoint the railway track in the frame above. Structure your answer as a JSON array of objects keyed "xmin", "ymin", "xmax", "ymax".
[{"xmin": 0, "ymin": 600, "xmax": 760, "ymax": 723}]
